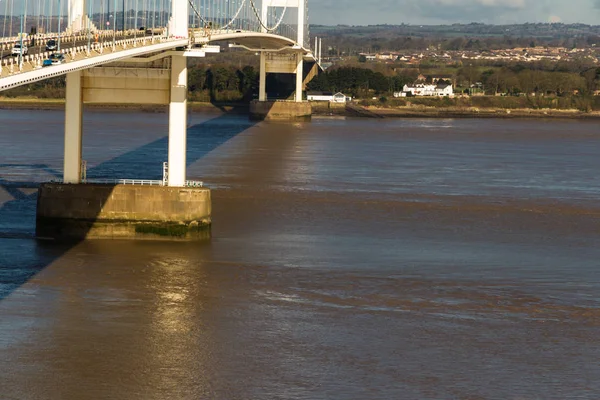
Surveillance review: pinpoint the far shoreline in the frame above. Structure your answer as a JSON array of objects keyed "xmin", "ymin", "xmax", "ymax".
[
  {"xmin": 2, "ymin": 97, "xmax": 600, "ymax": 120},
  {"xmin": 311, "ymin": 102, "xmax": 600, "ymax": 120},
  {"xmin": 362, "ymin": 106, "xmax": 600, "ymax": 120}
]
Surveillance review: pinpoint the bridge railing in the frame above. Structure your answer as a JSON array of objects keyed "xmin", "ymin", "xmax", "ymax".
[
  {"xmin": 55, "ymin": 178, "xmax": 204, "ymax": 188},
  {"xmin": 0, "ymin": 32, "xmax": 173, "ymax": 77}
]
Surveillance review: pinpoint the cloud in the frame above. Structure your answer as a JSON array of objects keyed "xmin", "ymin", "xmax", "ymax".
[
  {"xmin": 469, "ymin": 0, "xmax": 525, "ymax": 8},
  {"xmin": 311, "ymin": 0, "xmax": 596, "ymax": 25},
  {"xmin": 350, "ymin": 0, "xmax": 531, "ymax": 23}
]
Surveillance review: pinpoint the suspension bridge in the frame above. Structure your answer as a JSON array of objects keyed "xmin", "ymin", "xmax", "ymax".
[
  {"xmin": 0, "ymin": 0, "xmax": 322, "ymax": 96},
  {"xmin": 0, "ymin": 0, "xmax": 324, "ymax": 240}
]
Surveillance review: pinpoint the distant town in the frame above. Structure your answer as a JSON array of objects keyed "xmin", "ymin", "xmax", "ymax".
[
  {"xmin": 302, "ymin": 23, "xmax": 600, "ymax": 109},
  {"xmin": 356, "ymin": 46, "xmax": 598, "ymax": 66}
]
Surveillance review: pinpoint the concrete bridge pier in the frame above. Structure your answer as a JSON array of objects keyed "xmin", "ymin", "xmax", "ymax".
[
  {"xmin": 168, "ymin": 54, "xmax": 187, "ymax": 187},
  {"xmin": 36, "ymin": 53, "xmax": 211, "ymax": 241},
  {"xmin": 250, "ymin": 0, "xmax": 311, "ymax": 120},
  {"xmin": 250, "ymin": 50, "xmax": 312, "ymax": 121},
  {"xmin": 295, "ymin": 52, "xmax": 303, "ymax": 102},
  {"xmin": 64, "ymin": 71, "xmax": 84, "ymax": 184},
  {"xmin": 259, "ymin": 52, "xmax": 267, "ymax": 102}
]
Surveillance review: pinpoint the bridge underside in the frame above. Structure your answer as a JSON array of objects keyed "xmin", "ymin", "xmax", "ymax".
[{"xmin": 197, "ymin": 32, "xmax": 298, "ymax": 51}]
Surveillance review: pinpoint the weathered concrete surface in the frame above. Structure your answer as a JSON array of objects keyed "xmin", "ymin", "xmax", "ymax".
[
  {"xmin": 36, "ymin": 183, "xmax": 211, "ymax": 240},
  {"xmin": 82, "ymin": 67, "xmax": 171, "ymax": 105},
  {"xmin": 249, "ymin": 100, "xmax": 312, "ymax": 121}
]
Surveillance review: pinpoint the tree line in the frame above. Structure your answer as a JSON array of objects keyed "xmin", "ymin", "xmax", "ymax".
[
  {"xmin": 306, "ymin": 67, "xmax": 412, "ymax": 97},
  {"xmin": 455, "ymin": 64, "xmax": 600, "ymax": 96},
  {"xmin": 307, "ymin": 64, "xmax": 600, "ymax": 98}
]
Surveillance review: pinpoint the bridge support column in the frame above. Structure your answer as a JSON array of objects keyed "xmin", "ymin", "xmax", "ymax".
[
  {"xmin": 250, "ymin": 51, "xmax": 311, "ymax": 121},
  {"xmin": 295, "ymin": 52, "xmax": 303, "ymax": 102},
  {"xmin": 64, "ymin": 70, "xmax": 83, "ymax": 184},
  {"xmin": 36, "ymin": 55, "xmax": 212, "ymax": 242},
  {"xmin": 170, "ymin": 0, "xmax": 189, "ymax": 38},
  {"xmin": 168, "ymin": 54, "xmax": 187, "ymax": 187},
  {"xmin": 259, "ymin": 52, "xmax": 267, "ymax": 101}
]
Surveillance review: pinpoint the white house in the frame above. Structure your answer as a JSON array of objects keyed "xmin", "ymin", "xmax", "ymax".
[
  {"xmin": 307, "ymin": 91, "xmax": 351, "ymax": 103},
  {"xmin": 307, "ymin": 91, "xmax": 334, "ymax": 101},
  {"xmin": 332, "ymin": 92, "xmax": 351, "ymax": 103},
  {"xmin": 358, "ymin": 53, "xmax": 377, "ymax": 61},
  {"xmin": 435, "ymin": 83, "xmax": 453, "ymax": 97},
  {"xmin": 397, "ymin": 83, "xmax": 454, "ymax": 97},
  {"xmin": 403, "ymin": 83, "xmax": 436, "ymax": 96}
]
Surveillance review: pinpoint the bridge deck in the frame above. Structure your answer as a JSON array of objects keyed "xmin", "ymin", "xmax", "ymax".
[
  {"xmin": 0, "ymin": 37, "xmax": 188, "ymax": 91},
  {"xmin": 0, "ymin": 29, "xmax": 319, "ymax": 92}
]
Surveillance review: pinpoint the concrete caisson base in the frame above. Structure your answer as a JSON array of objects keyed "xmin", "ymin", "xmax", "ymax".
[
  {"xmin": 249, "ymin": 100, "xmax": 312, "ymax": 121},
  {"xmin": 36, "ymin": 183, "xmax": 211, "ymax": 241}
]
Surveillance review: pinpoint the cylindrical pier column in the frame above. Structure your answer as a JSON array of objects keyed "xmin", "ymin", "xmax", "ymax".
[
  {"xmin": 63, "ymin": 70, "xmax": 83, "ymax": 184},
  {"xmin": 168, "ymin": 54, "xmax": 187, "ymax": 187},
  {"xmin": 259, "ymin": 52, "xmax": 267, "ymax": 101},
  {"xmin": 319, "ymin": 38, "xmax": 322, "ymax": 63},
  {"xmin": 295, "ymin": 52, "xmax": 303, "ymax": 102}
]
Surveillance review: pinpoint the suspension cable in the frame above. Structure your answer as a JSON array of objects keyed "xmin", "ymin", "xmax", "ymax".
[
  {"xmin": 248, "ymin": 0, "xmax": 289, "ymax": 33},
  {"xmin": 1, "ymin": 0, "xmax": 9, "ymax": 59},
  {"xmin": 221, "ymin": 0, "xmax": 247, "ymax": 29},
  {"xmin": 186, "ymin": 0, "xmax": 208, "ymax": 27}
]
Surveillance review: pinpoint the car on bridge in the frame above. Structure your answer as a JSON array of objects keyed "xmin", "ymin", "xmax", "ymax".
[
  {"xmin": 45, "ymin": 39, "xmax": 58, "ymax": 51},
  {"xmin": 11, "ymin": 44, "xmax": 28, "ymax": 56},
  {"xmin": 42, "ymin": 53, "xmax": 65, "ymax": 67}
]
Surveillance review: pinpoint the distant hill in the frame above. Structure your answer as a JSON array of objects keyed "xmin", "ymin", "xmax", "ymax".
[
  {"xmin": 309, "ymin": 23, "xmax": 600, "ymax": 53},
  {"xmin": 310, "ymin": 23, "xmax": 600, "ymax": 40}
]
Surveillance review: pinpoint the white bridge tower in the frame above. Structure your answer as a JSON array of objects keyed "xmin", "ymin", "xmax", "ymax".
[{"xmin": 259, "ymin": 0, "xmax": 306, "ymax": 102}]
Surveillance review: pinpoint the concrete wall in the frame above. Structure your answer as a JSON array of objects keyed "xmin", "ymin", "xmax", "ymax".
[
  {"xmin": 265, "ymin": 54, "xmax": 298, "ymax": 74},
  {"xmin": 82, "ymin": 67, "xmax": 171, "ymax": 105},
  {"xmin": 303, "ymin": 61, "xmax": 319, "ymax": 90},
  {"xmin": 36, "ymin": 183, "xmax": 211, "ymax": 240},
  {"xmin": 249, "ymin": 100, "xmax": 312, "ymax": 121}
]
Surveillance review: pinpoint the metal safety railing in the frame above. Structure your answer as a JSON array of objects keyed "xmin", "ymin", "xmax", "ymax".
[
  {"xmin": 57, "ymin": 178, "xmax": 203, "ymax": 187},
  {"xmin": 62, "ymin": 162, "xmax": 204, "ymax": 187},
  {"xmin": 0, "ymin": 32, "xmax": 173, "ymax": 77}
]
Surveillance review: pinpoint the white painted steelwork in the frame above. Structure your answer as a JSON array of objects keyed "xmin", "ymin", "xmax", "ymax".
[
  {"xmin": 63, "ymin": 70, "xmax": 83, "ymax": 184},
  {"xmin": 56, "ymin": 179, "xmax": 204, "ymax": 187},
  {"xmin": 168, "ymin": 54, "xmax": 188, "ymax": 187}
]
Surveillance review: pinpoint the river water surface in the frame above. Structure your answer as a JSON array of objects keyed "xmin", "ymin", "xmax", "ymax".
[{"xmin": 1, "ymin": 110, "xmax": 599, "ymax": 399}]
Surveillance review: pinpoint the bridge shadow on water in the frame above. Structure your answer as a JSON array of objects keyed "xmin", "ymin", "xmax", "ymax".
[{"xmin": 0, "ymin": 111, "xmax": 257, "ymax": 301}]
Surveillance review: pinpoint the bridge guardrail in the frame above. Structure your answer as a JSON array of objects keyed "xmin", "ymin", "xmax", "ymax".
[
  {"xmin": 54, "ymin": 178, "xmax": 204, "ymax": 188},
  {"xmin": 0, "ymin": 33, "xmax": 174, "ymax": 77},
  {"xmin": 0, "ymin": 29, "xmax": 163, "ymax": 49}
]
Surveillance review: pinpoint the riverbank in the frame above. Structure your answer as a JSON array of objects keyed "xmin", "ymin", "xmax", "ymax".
[
  {"xmin": 3, "ymin": 97, "xmax": 600, "ymax": 119},
  {"xmin": 0, "ymin": 97, "xmax": 249, "ymax": 114},
  {"xmin": 366, "ymin": 105, "xmax": 600, "ymax": 119},
  {"xmin": 311, "ymin": 102, "xmax": 600, "ymax": 119}
]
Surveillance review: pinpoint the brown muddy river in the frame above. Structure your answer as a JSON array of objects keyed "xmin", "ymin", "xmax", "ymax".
[{"xmin": 1, "ymin": 109, "xmax": 600, "ymax": 399}]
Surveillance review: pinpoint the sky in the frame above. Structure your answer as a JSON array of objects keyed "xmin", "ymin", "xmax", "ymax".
[
  {"xmin": 310, "ymin": 0, "xmax": 600, "ymax": 25},
  {"xmin": 2, "ymin": 0, "xmax": 600, "ymax": 26}
]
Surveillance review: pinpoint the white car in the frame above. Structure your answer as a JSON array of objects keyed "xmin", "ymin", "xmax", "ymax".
[{"xmin": 12, "ymin": 44, "xmax": 28, "ymax": 56}]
